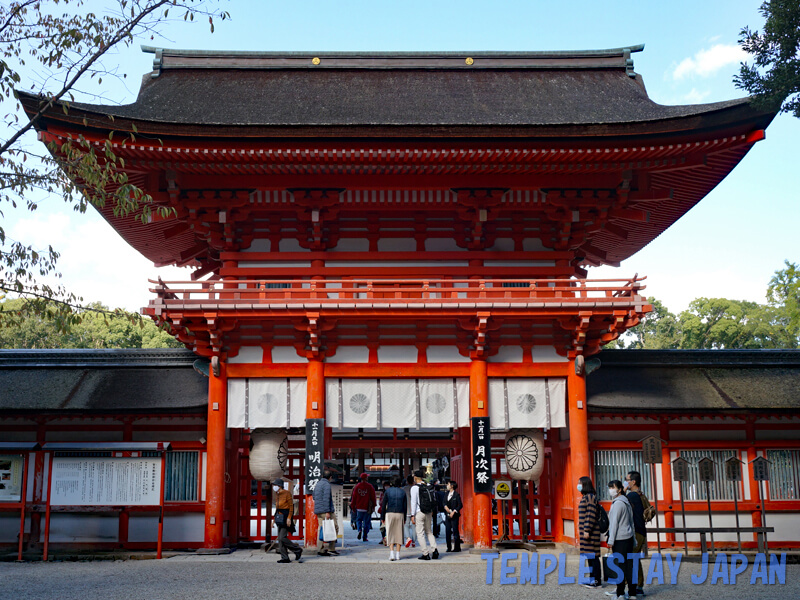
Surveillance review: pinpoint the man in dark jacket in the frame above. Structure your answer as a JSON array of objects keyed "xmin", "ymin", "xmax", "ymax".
[
  {"xmin": 444, "ymin": 480, "xmax": 463, "ymax": 552},
  {"xmin": 625, "ymin": 471, "xmax": 647, "ymax": 598},
  {"xmin": 313, "ymin": 469, "xmax": 339, "ymax": 556}
]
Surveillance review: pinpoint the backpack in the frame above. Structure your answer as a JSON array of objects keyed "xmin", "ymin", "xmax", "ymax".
[
  {"xmin": 594, "ymin": 497, "xmax": 610, "ymax": 534},
  {"xmin": 639, "ymin": 491, "xmax": 656, "ymax": 524},
  {"xmin": 418, "ymin": 483, "xmax": 437, "ymax": 514}
]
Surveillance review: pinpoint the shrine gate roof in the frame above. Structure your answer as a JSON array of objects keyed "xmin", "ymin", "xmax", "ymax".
[{"xmin": 21, "ymin": 45, "xmax": 773, "ymax": 138}]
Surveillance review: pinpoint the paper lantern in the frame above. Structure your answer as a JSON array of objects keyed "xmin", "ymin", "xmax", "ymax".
[
  {"xmin": 504, "ymin": 429, "xmax": 544, "ymax": 481},
  {"xmin": 249, "ymin": 428, "xmax": 288, "ymax": 481}
]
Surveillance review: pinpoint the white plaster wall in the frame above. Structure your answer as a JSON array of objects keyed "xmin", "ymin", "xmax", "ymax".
[
  {"xmin": 675, "ymin": 513, "xmax": 747, "ymax": 542},
  {"xmin": 377, "ymin": 346, "xmax": 418, "ymax": 363},
  {"xmin": 532, "ymin": 346, "xmax": 568, "ymax": 362},
  {"xmin": 563, "ymin": 518, "xmax": 575, "ymax": 538},
  {"xmin": 45, "ymin": 514, "xmax": 118, "ymax": 542},
  {"xmin": 128, "ymin": 513, "xmax": 205, "ymax": 543},
  {"xmin": 425, "ymin": 238, "xmax": 464, "ymax": 251},
  {"xmin": 330, "ymin": 238, "xmax": 370, "ymax": 252},
  {"xmin": 237, "ymin": 261, "xmax": 311, "ymax": 268},
  {"xmin": 228, "ymin": 346, "xmax": 264, "ymax": 364},
  {"xmin": 762, "ymin": 512, "xmax": 800, "ymax": 542},
  {"xmin": 326, "ymin": 346, "xmax": 370, "ymax": 363},
  {"xmin": 426, "ymin": 346, "xmax": 470, "ymax": 363},
  {"xmin": 487, "ymin": 238, "xmax": 514, "ymax": 251},
  {"xmin": 278, "ymin": 239, "xmax": 310, "ymax": 252},
  {"xmin": 377, "ymin": 238, "xmax": 416, "ymax": 251},
  {"xmin": 0, "ymin": 515, "xmax": 25, "ymax": 542},
  {"xmin": 241, "ymin": 239, "xmax": 270, "ymax": 252},
  {"xmin": 271, "ymin": 347, "xmax": 308, "ymax": 363},
  {"xmin": 487, "ymin": 346, "xmax": 523, "ymax": 363},
  {"xmin": 523, "ymin": 238, "xmax": 547, "ymax": 251}
]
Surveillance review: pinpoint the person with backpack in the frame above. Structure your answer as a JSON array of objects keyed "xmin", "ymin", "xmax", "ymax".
[
  {"xmin": 577, "ymin": 476, "xmax": 602, "ymax": 588},
  {"xmin": 606, "ymin": 480, "xmax": 636, "ymax": 600},
  {"xmin": 410, "ymin": 469, "xmax": 439, "ymax": 560},
  {"xmin": 625, "ymin": 471, "xmax": 651, "ymax": 598}
]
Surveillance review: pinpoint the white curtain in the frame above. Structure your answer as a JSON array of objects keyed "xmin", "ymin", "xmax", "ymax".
[
  {"xmin": 327, "ymin": 378, "xmax": 470, "ymax": 429},
  {"xmin": 227, "ymin": 378, "xmax": 308, "ymax": 428},
  {"xmin": 489, "ymin": 378, "xmax": 566, "ymax": 429}
]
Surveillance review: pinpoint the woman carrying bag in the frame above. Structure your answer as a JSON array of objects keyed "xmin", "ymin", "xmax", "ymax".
[
  {"xmin": 605, "ymin": 479, "xmax": 636, "ymax": 600},
  {"xmin": 577, "ymin": 476, "xmax": 602, "ymax": 587}
]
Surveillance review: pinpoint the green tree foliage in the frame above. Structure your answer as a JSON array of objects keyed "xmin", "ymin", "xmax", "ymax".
[
  {"xmin": 767, "ymin": 260, "xmax": 800, "ymax": 343},
  {"xmin": 734, "ymin": 0, "xmax": 800, "ymax": 117},
  {"xmin": 0, "ymin": 297, "xmax": 182, "ymax": 348},
  {"xmin": 613, "ymin": 262, "xmax": 800, "ymax": 349},
  {"xmin": 0, "ymin": 0, "xmax": 229, "ymax": 329}
]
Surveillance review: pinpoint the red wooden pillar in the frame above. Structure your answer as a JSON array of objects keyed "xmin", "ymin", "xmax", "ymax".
[
  {"xmin": 305, "ymin": 357, "xmax": 325, "ymax": 550},
  {"xmin": 470, "ymin": 358, "xmax": 493, "ymax": 549},
  {"xmin": 204, "ymin": 360, "xmax": 228, "ymax": 549},
  {"xmin": 660, "ymin": 421, "xmax": 675, "ymax": 544},
  {"xmin": 550, "ymin": 429, "xmax": 564, "ymax": 543},
  {"xmin": 567, "ymin": 361, "xmax": 590, "ymax": 545}
]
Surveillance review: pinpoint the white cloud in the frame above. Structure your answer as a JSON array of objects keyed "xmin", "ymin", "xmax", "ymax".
[
  {"xmin": 683, "ymin": 88, "xmax": 711, "ymax": 103},
  {"xmin": 8, "ymin": 209, "xmax": 188, "ymax": 312},
  {"xmin": 672, "ymin": 44, "xmax": 747, "ymax": 80}
]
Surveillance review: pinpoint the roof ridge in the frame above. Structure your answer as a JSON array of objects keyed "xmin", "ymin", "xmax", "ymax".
[{"xmin": 141, "ymin": 45, "xmax": 645, "ymax": 78}]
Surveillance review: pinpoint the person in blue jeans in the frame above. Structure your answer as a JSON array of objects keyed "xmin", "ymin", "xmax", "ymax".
[{"xmin": 350, "ymin": 472, "xmax": 376, "ymax": 541}]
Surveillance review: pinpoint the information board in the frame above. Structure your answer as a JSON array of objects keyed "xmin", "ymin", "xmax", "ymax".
[
  {"xmin": 50, "ymin": 457, "xmax": 162, "ymax": 506},
  {"xmin": 0, "ymin": 455, "xmax": 23, "ymax": 502},
  {"xmin": 305, "ymin": 418, "xmax": 325, "ymax": 494}
]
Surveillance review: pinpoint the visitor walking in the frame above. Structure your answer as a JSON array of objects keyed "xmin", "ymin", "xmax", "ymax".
[
  {"xmin": 443, "ymin": 480, "xmax": 462, "ymax": 552},
  {"xmin": 402, "ymin": 474, "xmax": 417, "ymax": 548},
  {"xmin": 606, "ymin": 479, "xmax": 635, "ymax": 600},
  {"xmin": 410, "ymin": 470, "xmax": 439, "ymax": 560},
  {"xmin": 351, "ymin": 472, "xmax": 376, "ymax": 542},
  {"xmin": 625, "ymin": 471, "xmax": 650, "ymax": 598},
  {"xmin": 313, "ymin": 469, "xmax": 340, "ymax": 556},
  {"xmin": 272, "ymin": 478, "xmax": 302, "ymax": 564},
  {"xmin": 381, "ymin": 475, "xmax": 407, "ymax": 561},
  {"xmin": 577, "ymin": 476, "xmax": 602, "ymax": 587}
]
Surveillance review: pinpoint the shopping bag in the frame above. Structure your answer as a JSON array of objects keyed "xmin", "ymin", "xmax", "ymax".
[{"xmin": 322, "ymin": 518, "xmax": 337, "ymax": 542}]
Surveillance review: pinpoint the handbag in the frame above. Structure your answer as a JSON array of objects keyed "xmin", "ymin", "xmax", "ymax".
[
  {"xmin": 274, "ymin": 511, "xmax": 287, "ymax": 527},
  {"xmin": 322, "ymin": 518, "xmax": 337, "ymax": 542}
]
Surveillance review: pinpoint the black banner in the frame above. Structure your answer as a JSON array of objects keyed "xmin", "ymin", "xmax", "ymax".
[
  {"xmin": 471, "ymin": 416, "xmax": 492, "ymax": 494},
  {"xmin": 305, "ymin": 418, "xmax": 325, "ymax": 493}
]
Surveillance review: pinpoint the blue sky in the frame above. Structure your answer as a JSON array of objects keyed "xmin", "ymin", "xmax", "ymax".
[{"xmin": 6, "ymin": 0, "xmax": 799, "ymax": 313}]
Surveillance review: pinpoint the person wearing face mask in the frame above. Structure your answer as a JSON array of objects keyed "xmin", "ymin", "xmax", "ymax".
[
  {"xmin": 624, "ymin": 471, "xmax": 647, "ymax": 598},
  {"xmin": 577, "ymin": 476, "xmax": 602, "ymax": 588},
  {"xmin": 606, "ymin": 480, "xmax": 635, "ymax": 600},
  {"xmin": 272, "ymin": 478, "xmax": 302, "ymax": 564}
]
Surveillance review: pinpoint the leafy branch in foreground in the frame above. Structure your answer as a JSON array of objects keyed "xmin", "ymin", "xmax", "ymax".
[
  {"xmin": 0, "ymin": 0, "xmax": 229, "ymax": 332},
  {"xmin": 734, "ymin": 0, "xmax": 800, "ymax": 117}
]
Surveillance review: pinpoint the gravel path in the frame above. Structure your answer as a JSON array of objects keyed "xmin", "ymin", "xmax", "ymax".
[{"xmin": 2, "ymin": 554, "xmax": 797, "ymax": 600}]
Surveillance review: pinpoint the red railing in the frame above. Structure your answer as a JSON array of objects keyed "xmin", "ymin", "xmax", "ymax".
[{"xmin": 147, "ymin": 277, "xmax": 647, "ymax": 307}]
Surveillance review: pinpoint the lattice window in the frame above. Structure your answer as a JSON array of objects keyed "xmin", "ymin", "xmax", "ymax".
[
  {"xmin": 767, "ymin": 450, "xmax": 800, "ymax": 500},
  {"xmin": 678, "ymin": 450, "xmax": 738, "ymax": 501},
  {"xmin": 593, "ymin": 450, "xmax": 653, "ymax": 499},
  {"xmin": 164, "ymin": 451, "xmax": 199, "ymax": 502}
]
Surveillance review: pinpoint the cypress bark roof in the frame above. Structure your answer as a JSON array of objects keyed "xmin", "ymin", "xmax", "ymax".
[{"xmin": 1, "ymin": 349, "xmax": 798, "ymax": 414}]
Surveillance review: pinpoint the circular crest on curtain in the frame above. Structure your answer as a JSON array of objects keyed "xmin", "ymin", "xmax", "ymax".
[
  {"xmin": 249, "ymin": 428, "xmax": 288, "ymax": 481},
  {"xmin": 504, "ymin": 429, "xmax": 544, "ymax": 481}
]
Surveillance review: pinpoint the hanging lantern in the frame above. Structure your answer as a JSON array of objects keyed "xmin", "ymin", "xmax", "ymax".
[
  {"xmin": 504, "ymin": 429, "xmax": 544, "ymax": 482},
  {"xmin": 248, "ymin": 428, "xmax": 288, "ymax": 481}
]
